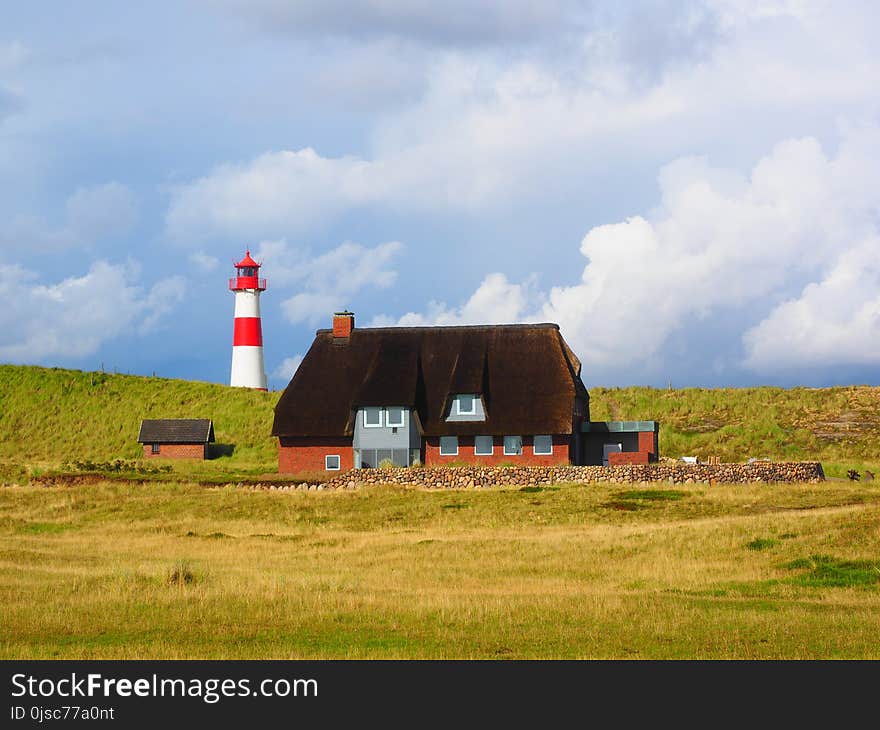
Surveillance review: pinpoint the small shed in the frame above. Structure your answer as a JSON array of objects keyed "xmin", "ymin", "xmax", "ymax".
[
  {"xmin": 137, "ymin": 419, "xmax": 215, "ymax": 460},
  {"xmin": 581, "ymin": 421, "xmax": 660, "ymax": 466}
]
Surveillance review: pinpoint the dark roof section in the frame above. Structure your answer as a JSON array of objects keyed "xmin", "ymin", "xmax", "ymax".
[
  {"xmin": 137, "ymin": 419, "xmax": 215, "ymax": 444},
  {"xmin": 272, "ymin": 323, "xmax": 589, "ymax": 438},
  {"xmin": 353, "ymin": 338, "xmax": 420, "ymax": 408}
]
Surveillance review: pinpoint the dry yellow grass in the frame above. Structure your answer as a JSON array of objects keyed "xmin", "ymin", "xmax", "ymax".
[{"xmin": 2, "ymin": 480, "xmax": 880, "ymax": 659}]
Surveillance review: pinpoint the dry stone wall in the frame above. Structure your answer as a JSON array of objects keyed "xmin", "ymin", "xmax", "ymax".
[{"xmin": 261, "ymin": 461, "xmax": 825, "ymax": 491}]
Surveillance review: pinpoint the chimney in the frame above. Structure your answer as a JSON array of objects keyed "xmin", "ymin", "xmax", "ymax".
[{"xmin": 333, "ymin": 311, "xmax": 355, "ymax": 338}]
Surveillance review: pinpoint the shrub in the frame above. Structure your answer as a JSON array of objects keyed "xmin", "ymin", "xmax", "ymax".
[
  {"xmin": 785, "ymin": 555, "xmax": 880, "ymax": 587},
  {"xmin": 168, "ymin": 561, "xmax": 196, "ymax": 587},
  {"xmin": 66, "ymin": 459, "xmax": 172, "ymax": 476},
  {"xmin": 746, "ymin": 537, "xmax": 778, "ymax": 551}
]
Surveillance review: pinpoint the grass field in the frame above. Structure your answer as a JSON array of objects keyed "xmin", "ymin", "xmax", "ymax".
[
  {"xmin": 2, "ymin": 364, "xmax": 879, "ymax": 658},
  {"xmin": 2, "ymin": 479, "xmax": 880, "ymax": 659}
]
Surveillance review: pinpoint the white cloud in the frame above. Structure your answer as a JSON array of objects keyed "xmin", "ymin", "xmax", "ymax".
[
  {"xmin": 165, "ymin": 149, "xmax": 382, "ymax": 241},
  {"xmin": 374, "ymin": 125, "xmax": 880, "ymax": 375},
  {"xmin": 251, "ymin": 239, "xmax": 403, "ymax": 325},
  {"xmin": 166, "ymin": 3, "xmax": 880, "ymax": 243},
  {"xmin": 1, "ymin": 182, "xmax": 137, "ymax": 252},
  {"xmin": 273, "ymin": 354, "xmax": 303, "ymax": 381},
  {"xmin": 376, "ymin": 273, "xmax": 540, "ymax": 327},
  {"xmin": 742, "ymin": 237, "xmax": 880, "ymax": 371},
  {"xmin": 0, "ymin": 261, "xmax": 184, "ymax": 362}
]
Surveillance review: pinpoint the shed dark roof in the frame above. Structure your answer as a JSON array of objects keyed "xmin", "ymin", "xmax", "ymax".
[
  {"xmin": 137, "ymin": 419, "xmax": 215, "ymax": 443},
  {"xmin": 272, "ymin": 323, "xmax": 588, "ymax": 438}
]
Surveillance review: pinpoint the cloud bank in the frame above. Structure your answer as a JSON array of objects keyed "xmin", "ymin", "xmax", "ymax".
[
  {"xmin": 253, "ymin": 238, "xmax": 403, "ymax": 326},
  {"xmin": 0, "ymin": 261, "xmax": 184, "ymax": 362},
  {"xmin": 374, "ymin": 126, "xmax": 880, "ymax": 375}
]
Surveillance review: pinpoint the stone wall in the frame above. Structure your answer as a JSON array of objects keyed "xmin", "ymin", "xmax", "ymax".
[{"xmin": 266, "ymin": 461, "xmax": 825, "ymax": 491}]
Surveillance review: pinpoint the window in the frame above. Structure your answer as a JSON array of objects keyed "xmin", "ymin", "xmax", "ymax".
[
  {"xmin": 363, "ymin": 407, "xmax": 382, "ymax": 428},
  {"xmin": 385, "ymin": 407, "xmax": 405, "ymax": 428},
  {"xmin": 356, "ymin": 449, "xmax": 411, "ymax": 468},
  {"xmin": 446, "ymin": 393, "xmax": 484, "ymax": 422},
  {"xmin": 439, "ymin": 436, "xmax": 459, "ymax": 456},
  {"xmin": 503, "ymin": 436, "xmax": 523, "ymax": 456},
  {"xmin": 456, "ymin": 394, "xmax": 476, "ymax": 415},
  {"xmin": 325, "ymin": 454, "xmax": 341, "ymax": 470},
  {"xmin": 533, "ymin": 435, "xmax": 553, "ymax": 455},
  {"xmin": 474, "ymin": 435, "xmax": 494, "ymax": 456},
  {"xmin": 151, "ymin": 443, "xmax": 160, "ymax": 454}
]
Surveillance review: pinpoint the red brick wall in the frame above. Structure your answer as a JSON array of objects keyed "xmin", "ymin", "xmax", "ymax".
[
  {"xmin": 424, "ymin": 435, "xmax": 569, "ymax": 466},
  {"xmin": 608, "ymin": 450, "xmax": 650, "ymax": 466},
  {"xmin": 638, "ymin": 431, "xmax": 658, "ymax": 457},
  {"xmin": 142, "ymin": 443, "xmax": 206, "ymax": 459},
  {"xmin": 278, "ymin": 437, "xmax": 353, "ymax": 474}
]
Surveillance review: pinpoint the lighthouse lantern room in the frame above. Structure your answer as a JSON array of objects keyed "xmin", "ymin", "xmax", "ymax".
[{"xmin": 229, "ymin": 249, "xmax": 268, "ymax": 390}]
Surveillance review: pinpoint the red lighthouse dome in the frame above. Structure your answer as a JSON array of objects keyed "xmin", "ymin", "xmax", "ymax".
[{"xmin": 229, "ymin": 249, "xmax": 267, "ymax": 292}]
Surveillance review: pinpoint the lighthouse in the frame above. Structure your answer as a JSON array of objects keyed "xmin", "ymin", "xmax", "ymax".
[{"xmin": 229, "ymin": 249, "xmax": 268, "ymax": 390}]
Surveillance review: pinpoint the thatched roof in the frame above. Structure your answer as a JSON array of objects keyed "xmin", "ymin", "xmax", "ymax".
[
  {"xmin": 272, "ymin": 323, "xmax": 588, "ymax": 438},
  {"xmin": 137, "ymin": 419, "xmax": 215, "ymax": 443}
]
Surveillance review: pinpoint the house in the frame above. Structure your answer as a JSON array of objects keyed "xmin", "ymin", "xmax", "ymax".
[
  {"xmin": 137, "ymin": 419, "xmax": 215, "ymax": 460},
  {"xmin": 271, "ymin": 312, "xmax": 659, "ymax": 473}
]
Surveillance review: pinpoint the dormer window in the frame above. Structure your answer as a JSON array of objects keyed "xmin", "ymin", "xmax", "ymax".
[{"xmin": 446, "ymin": 393, "xmax": 485, "ymax": 422}]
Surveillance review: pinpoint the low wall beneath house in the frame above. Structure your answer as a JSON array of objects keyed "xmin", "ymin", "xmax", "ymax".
[{"xmin": 264, "ymin": 461, "xmax": 825, "ymax": 491}]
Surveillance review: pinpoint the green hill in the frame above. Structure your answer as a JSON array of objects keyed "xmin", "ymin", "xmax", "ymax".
[
  {"xmin": 0, "ymin": 365, "xmax": 280, "ymax": 478},
  {"xmin": 588, "ymin": 385, "xmax": 879, "ymax": 477},
  {"xmin": 0, "ymin": 364, "xmax": 877, "ymax": 479}
]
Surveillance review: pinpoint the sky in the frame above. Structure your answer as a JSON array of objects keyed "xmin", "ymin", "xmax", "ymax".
[{"xmin": 1, "ymin": 0, "xmax": 879, "ymax": 391}]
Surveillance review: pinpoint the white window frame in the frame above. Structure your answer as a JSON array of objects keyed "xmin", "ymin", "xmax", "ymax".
[
  {"xmin": 363, "ymin": 407, "xmax": 383, "ymax": 428},
  {"xmin": 503, "ymin": 436, "xmax": 523, "ymax": 456},
  {"xmin": 325, "ymin": 454, "xmax": 341, "ymax": 471},
  {"xmin": 474, "ymin": 435, "xmax": 494, "ymax": 456},
  {"xmin": 439, "ymin": 436, "xmax": 459, "ymax": 456},
  {"xmin": 533, "ymin": 435, "xmax": 553, "ymax": 455},
  {"xmin": 385, "ymin": 407, "xmax": 405, "ymax": 428},
  {"xmin": 456, "ymin": 394, "xmax": 477, "ymax": 415}
]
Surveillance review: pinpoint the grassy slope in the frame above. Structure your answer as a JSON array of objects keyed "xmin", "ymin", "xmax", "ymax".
[
  {"xmin": 2, "ymin": 480, "xmax": 880, "ymax": 659},
  {"xmin": 0, "ymin": 365, "xmax": 280, "ymax": 476},
  {"xmin": 1, "ymin": 364, "xmax": 878, "ymax": 478},
  {"xmin": 589, "ymin": 385, "xmax": 880, "ymax": 477}
]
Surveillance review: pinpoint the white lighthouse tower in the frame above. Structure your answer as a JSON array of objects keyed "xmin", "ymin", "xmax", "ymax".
[{"xmin": 229, "ymin": 249, "xmax": 268, "ymax": 390}]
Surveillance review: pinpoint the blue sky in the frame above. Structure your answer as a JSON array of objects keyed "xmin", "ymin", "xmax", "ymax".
[{"xmin": 1, "ymin": 1, "xmax": 879, "ymax": 390}]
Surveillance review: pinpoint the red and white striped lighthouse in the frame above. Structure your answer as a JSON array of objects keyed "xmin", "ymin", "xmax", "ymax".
[{"xmin": 229, "ymin": 249, "xmax": 268, "ymax": 390}]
